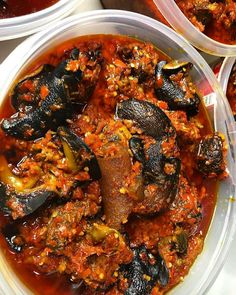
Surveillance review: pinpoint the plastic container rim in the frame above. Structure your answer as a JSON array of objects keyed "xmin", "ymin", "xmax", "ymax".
[
  {"xmin": 0, "ymin": 0, "xmax": 76, "ymax": 26},
  {"xmin": 0, "ymin": 0, "xmax": 82, "ymax": 41},
  {"xmin": 218, "ymin": 57, "xmax": 236, "ymax": 94}
]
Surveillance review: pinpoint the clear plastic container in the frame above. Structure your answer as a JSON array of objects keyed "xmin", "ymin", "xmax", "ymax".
[
  {"xmin": 0, "ymin": 0, "xmax": 82, "ymax": 41},
  {"xmin": 218, "ymin": 57, "xmax": 236, "ymax": 94},
  {"xmin": 153, "ymin": 0, "xmax": 236, "ymax": 57},
  {"xmin": 0, "ymin": 9, "xmax": 236, "ymax": 295}
]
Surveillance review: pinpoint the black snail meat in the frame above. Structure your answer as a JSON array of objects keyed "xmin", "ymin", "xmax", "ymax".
[
  {"xmin": 121, "ymin": 245, "xmax": 169, "ymax": 295},
  {"xmin": 155, "ymin": 60, "xmax": 200, "ymax": 116},
  {"xmin": 1, "ymin": 48, "xmax": 102, "ymax": 140},
  {"xmin": 116, "ymin": 98, "xmax": 175, "ymax": 139},
  {"xmin": 116, "ymin": 98, "xmax": 180, "ymax": 215},
  {"xmin": 196, "ymin": 133, "xmax": 226, "ymax": 178}
]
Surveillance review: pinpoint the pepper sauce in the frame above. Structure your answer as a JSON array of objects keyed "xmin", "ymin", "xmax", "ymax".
[
  {"xmin": 0, "ymin": 35, "xmax": 221, "ymax": 294},
  {"xmin": 175, "ymin": 0, "xmax": 236, "ymax": 45},
  {"xmin": 226, "ymin": 63, "xmax": 236, "ymax": 118}
]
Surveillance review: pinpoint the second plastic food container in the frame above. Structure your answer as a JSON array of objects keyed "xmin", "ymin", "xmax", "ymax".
[
  {"xmin": 153, "ymin": 0, "xmax": 236, "ymax": 56},
  {"xmin": 0, "ymin": 0, "xmax": 82, "ymax": 40}
]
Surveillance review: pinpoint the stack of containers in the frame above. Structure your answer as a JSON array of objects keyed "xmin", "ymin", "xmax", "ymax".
[{"xmin": 0, "ymin": 1, "xmax": 235, "ymax": 295}]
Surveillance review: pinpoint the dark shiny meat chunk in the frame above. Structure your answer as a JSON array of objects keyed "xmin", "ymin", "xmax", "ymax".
[
  {"xmin": 132, "ymin": 140, "xmax": 181, "ymax": 215},
  {"xmin": 11, "ymin": 64, "xmax": 55, "ymax": 111},
  {"xmin": 1, "ymin": 48, "xmax": 102, "ymax": 140},
  {"xmin": 195, "ymin": 8, "xmax": 212, "ymax": 26},
  {"xmin": 58, "ymin": 126, "xmax": 101, "ymax": 181},
  {"xmin": 196, "ymin": 133, "xmax": 226, "ymax": 177},
  {"xmin": 121, "ymin": 245, "xmax": 169, "ymax": 295},
  {"xmin": 116, "ymin": 98, "xmax": 180, "ymax": 216},
  {"xmin": 116, "ymin": 98, "xmax": 175, "ymax": 139},
  {"xmin": 1, "ymin": 79, "xmax": 71, "ymax": 140},
  {"xmin": 0, "ymin": 182, "xmax": 56, "ymax": 219},
  {"xmin": 155, "ymin": 61, "xmax": 200, "ymax": 116}
]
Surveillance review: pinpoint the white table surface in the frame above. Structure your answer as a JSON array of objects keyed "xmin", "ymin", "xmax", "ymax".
[{"xmin": 0, "ymin": 0, "xmax": 235, "ymax": 294}]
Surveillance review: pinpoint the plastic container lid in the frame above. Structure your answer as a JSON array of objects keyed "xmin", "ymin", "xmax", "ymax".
[
  {"xmin": 153, "ymin": 0, "xmax": 236, "ymax": 57},
  {"xmin": 0, "ymin": 0, "xmax": 82, "ymax": 41},
  {"xmin": 0, "ymin": 9, "xmax": 236, "ymax": 295}
]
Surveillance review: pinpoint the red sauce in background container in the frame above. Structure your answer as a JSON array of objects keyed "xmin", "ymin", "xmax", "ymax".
[
  {"xmin": 175, "ymin": 0, "xmax": 236, "ymax": 45},
  {"xmin": 0, "ymin": 0, "xmax": 59, "ymax": 18},
  {"xmin": 0, "ymin": 0, "xmax": 81, "ymax": 41},
  {"xmin": 218, "ymin": 57, "xmax": 236, "ymax": 118},
  {"xmin": 101, "ymin": 0, "xmax": 236, "ymax": 56}
]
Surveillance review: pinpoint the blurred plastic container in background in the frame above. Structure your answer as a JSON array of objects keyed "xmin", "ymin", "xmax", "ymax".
[{"xmin": 101, "ymin": 0, "xmax": 236, "ymax": 56}]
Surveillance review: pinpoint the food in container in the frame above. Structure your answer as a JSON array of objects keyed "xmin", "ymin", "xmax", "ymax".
[
  {"xmin": 0, "ymin": 34, "xmax": 227, "ymax": 294},
  {"xmin": 154, "ymin": 0, "xmax": 236, "ymax": 56},
  {"xmin": 0, "ymin": 10, "xmax": 235, "ymax": 295},
  {"xmin": 175, "ymin": 0, "xmax": 236, "ymax": 45},
  {"xmin": 218, "ymin": 57, "xmax": 236, "ymax": 119},
  {"xmin": 0, "ymin": 0, "xmax": 80, "ymax": 40},
  {"xmin": 101, "ymin": 0, "xmax": 236, "ymax": 56},
  {"xmin": 227, "ymin": 64, "xmax": 236, "ymax": 117},
  {"xmin": 0, "ymin": 0, "xmax": 59, "ymax": 18}
]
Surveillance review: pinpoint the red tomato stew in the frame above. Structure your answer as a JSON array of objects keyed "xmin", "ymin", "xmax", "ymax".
[
  {"xmin": 175, "ymin": 0, "xmax": 236, "ymax": 45},
  {"xmin": 0, "ymin": 35, "xmax": 228, "ymax": 295},
  {"xmin": 0, "ymin": 0, "xmax": 58, "ymax": 18},
  {"xmin": 226, "ymin": 63, "xmax": 236, "ymax": 118}
]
